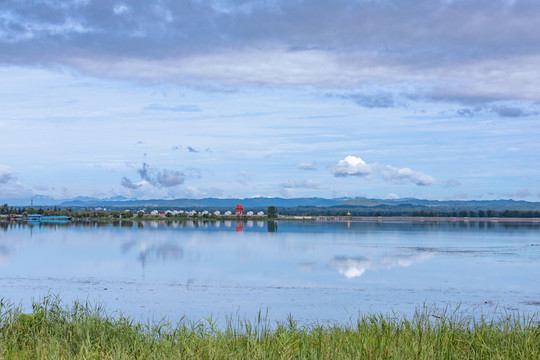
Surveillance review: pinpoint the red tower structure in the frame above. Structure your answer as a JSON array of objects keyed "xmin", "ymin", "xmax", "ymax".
[{"xmin": 235, "ymin": 205, "xmax": 244, "ymax": 215}]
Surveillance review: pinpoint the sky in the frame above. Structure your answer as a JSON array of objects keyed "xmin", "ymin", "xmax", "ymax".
[{"xmin": 1, "ymin": 0, "xmax": 539, "ymax": 202}]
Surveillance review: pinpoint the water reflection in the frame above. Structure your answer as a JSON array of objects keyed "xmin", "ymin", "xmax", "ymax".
[
  {"xmin": 235, "ymin": 221, "xmax": 244, "ymax": 232},
  {"xmin": 267, "ymin": 221, "xmax": 278, "ymax": 232},
  {"xmin": 1, "ymin": 219, "xmax": 539, "ymax": 324},
  {"xmin": 121, "ymin": 239, "xmax": 184, "ymax": 269},
  {"xmin": 0, "ymin": 244, "xmax": 12, "ymax": 263},
  {"xmin": 331, "ymin": 251, "xmax": 435, "ymax": 278}
]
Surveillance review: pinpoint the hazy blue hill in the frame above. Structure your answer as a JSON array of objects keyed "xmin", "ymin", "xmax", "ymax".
[
  {"xmin": 3, "ymin": 196, "xmax": 540, "ymax": 212},
  {"xmin": 58, "ymin": 197, "xmax": 344, "ymax": 208},
  {"xmin": 335, "ymin": 198, "xmax": 540, "ymax": 211},
  {"xmin": 337, "ymin": 198, "xmax": 393, "ymax": 207},
  {"xmin": 0, "ymin": 195, "xmax": 64, "ymax": 206}
]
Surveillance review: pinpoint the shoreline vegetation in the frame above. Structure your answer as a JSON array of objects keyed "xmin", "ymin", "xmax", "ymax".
[
  {"xmin": 0, "ymin": 298, "xmax": 538, "ymax": 359},
  {"xmin": 3, "ymin": 202, "xmax": 540, "ymax": 223},
  {"xmin": 2, "ymin": 214, "xmax": 540, "ymax": 224}
]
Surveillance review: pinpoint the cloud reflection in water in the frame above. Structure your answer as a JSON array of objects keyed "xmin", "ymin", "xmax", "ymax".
[
  {"xmin": 331, "ymin": 251, "xmax": 435, "ymax": 279},
  {"xmin": 121, "ymin": 240, "xmax": 183, "ymax": 269}
]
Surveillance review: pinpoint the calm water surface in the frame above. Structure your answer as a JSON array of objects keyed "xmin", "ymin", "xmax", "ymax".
[{"xmin": 1, "ymin": 220, "xmax": 539, "ymax": 325}]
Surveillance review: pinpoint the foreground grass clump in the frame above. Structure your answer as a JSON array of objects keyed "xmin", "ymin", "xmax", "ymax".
[{"xmin": 0, "ymin": 297, "xmax": 539, "ymax": 359}]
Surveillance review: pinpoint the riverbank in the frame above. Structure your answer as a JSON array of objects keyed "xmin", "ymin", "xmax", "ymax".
[
  {"xmin": 1, "ymin": 298, "xmax": 538, "ymax": 359},
  {"xmin": 3, "ymin": 214, "xmax": 540, "ymax": 224},
  {"xmin": 313, "ymin": 215, "xmax": 540, "ymax": 223}
]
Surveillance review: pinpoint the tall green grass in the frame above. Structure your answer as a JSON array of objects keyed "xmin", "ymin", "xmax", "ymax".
[{"xmin": 1, "ymin": 296, "xmax": 538, "ymax": 359}]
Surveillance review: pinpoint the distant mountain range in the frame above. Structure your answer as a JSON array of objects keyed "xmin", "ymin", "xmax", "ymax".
[
  {"xmin": 0, "ymin": 195, "xmax": 132, "ymax": 207},
  {"xmin": 2, "ymin": 195, "xmax": 540, "ymax": 211}
]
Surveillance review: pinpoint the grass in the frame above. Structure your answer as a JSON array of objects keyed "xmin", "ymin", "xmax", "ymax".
[{"xmin": 0, "ymin": 296, "xmax": 538, "ymax": 359}]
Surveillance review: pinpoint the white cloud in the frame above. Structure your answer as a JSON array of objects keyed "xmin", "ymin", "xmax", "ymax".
[
  {"xmin": 0, "ymin": 182, "xmax": 34, "ymax": 199},
  {"xmin": 332, "ymin": 156, "xmax": 372, "ymax": 177},
  {"xmin": 121, "ymin": 177, "xmax": 142, "ymax": 189},
  {"xmin": 441, "ymin": 179, "xmax": 461, "ymax": 187},
  {"xmin": 113, "ymin": 4, "xmax": 129, "ymax": 15},
  {"xmin": 185, "ymin": 186, "xmax": 206, "ymax": 198},
  {"xmin": 377, "ymin": 165, "xmax": 436, "ymax": 186},
  {"xmin": 237, "ymin": 171, "xmax": 251, "ymax": 185},
  {"xmin": 0, "ymin": 165, "xmax": 15, "ymax": 184},
  {"xmin": 281, "ymin": 179, "xmax": 321, "ymax": 189},
  {"xmin": 156, "ymin": 169, "xmax": 184, "ymax": 187},
  {"xmin": 123, "ymin": 163, "xmax": 185, "ymax": 190},
  {"xmin": 331, "ymin": 156, "xmax": 436, "ymax": 186},
  {"xmin": 297, "ymin": 162, "xmax": 317, "ymax": 171}
]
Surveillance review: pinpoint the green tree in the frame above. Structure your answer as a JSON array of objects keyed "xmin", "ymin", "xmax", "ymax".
[
  {"xmin": 137, "ymin": 211, "xmax": 144, "ymax": 218},
  {"xmin": 121, "ymin": 210, "xmax": 133, "ymax": 219},
  {"xmin": 267, "ymin": 206, "xmax": 278, "ymax": 219}
]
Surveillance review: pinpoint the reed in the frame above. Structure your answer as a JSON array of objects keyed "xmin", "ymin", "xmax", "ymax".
[{"xmin": 1, "ymin": 296, "xmax": 538, "ymax": 359}]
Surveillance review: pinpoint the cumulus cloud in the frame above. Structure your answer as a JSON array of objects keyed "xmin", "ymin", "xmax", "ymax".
[
  {"xmin": 123, "ymin": 162, "xmax": 185, "ymax": 189},
  {"xmin": 377, "ymin": 165, "xmax": 436, "ymax": 186},
  {"xmin": 332, "ymin": 156, "xmax": 372, "ymax": 178},
  {"xmin": 0, "ymin": 165, "xmax": 14, "ymax": 184},
  {"xmin": 156, "ymin": 169, "xmax": 184, "ymax": 187},
  {"xmin": 121, "ymin": 177, "xmax": 142, "ymax": 189},
  {"xmin": 137, "ymin": 162, "xmax": 152, "ymax": 183},
  {"xmin": 332, "ymin": 156, "xmax": 436, "ymax": 186},
  {"xmin": 297, "ymin": 162, "xmax": 317, "ymax": 171},
  {"xmin": 331, "ymin": 251, "xmax": 435, "ymax": 279}
]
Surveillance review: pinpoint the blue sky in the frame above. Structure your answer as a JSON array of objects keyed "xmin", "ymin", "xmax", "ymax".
[{"xmin": 1, "ymin": 0, "xmax": 539, "ymax": 201}]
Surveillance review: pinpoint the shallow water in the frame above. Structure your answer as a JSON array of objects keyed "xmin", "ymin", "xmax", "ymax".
[{"xmin": 1, "ymin": 220, "xmax": 539, "ymax": 325}]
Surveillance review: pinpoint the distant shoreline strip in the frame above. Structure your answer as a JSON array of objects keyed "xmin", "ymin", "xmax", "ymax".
[{"xmin": 297, "ymin": 216, "xmax": 540, "ymax": 223}]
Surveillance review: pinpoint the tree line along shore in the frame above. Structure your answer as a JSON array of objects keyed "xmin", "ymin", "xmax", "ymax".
[{"xmin": 2, "ymin": 203, "xmax": 540, "ymax": 222}]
